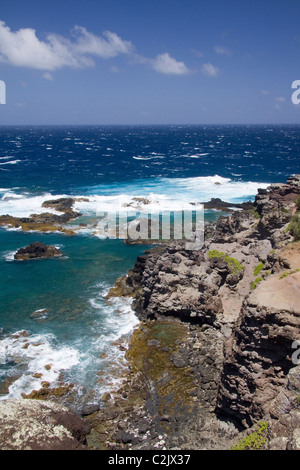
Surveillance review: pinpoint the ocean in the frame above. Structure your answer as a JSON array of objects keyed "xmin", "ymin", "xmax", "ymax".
[{"xmin": 0, "ymin": 124, "xmax": 299, "ymax": 409}]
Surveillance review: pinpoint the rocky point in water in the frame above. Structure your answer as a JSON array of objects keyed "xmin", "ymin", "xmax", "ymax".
[
  {"xmin": 0, "ymin": 197, "xmax": 84, "ymax": 235},
  {"xmin": 14, "ymin": 241, "xmax": 63, "ymax": 260}
]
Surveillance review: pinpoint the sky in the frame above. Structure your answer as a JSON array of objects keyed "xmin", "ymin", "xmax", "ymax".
[{"xmin": 0, "ymin": 0, "xmax": 300, "ymax": 125}]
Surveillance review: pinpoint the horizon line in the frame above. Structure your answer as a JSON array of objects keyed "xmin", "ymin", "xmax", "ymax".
[{"xmin": 0, "ymin": 122, "xmax": 300, "ymax": 127}]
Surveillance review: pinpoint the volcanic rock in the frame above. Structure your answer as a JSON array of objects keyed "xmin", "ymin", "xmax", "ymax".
[
  {"xmin": 0, "ymin": 399, "xmax": 88, "ymax": 450},
  {"xmin": 14, "ymin": 241, "xmax": 63, "ymax": 260}
]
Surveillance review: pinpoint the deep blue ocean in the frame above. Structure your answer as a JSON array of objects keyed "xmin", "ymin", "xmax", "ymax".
[{"xmin": 0, "ymin": 124, "xmax": 299, "ymax": 408}]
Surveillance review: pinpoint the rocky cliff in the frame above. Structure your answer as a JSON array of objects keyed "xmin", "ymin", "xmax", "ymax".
[{"xmin": 87, "ymin": 175, "xmax": 300, "ymax": 450}]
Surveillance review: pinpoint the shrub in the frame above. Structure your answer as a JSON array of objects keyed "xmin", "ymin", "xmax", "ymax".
[
  {"xmin": 251, "ymin": 277, "xmax": 262, "ymax": 290},
  {"xmin": 253, "ymin": 261, "xmax": 264, "ymax": 277},
  {"xmin": 290, "ymin": 214, "xmax": 300, "ymax": 241},
  {"xmin": 295, "ymin": 195, "xmax": 300, "ymax": 211},
  {"xmin": 247, "ymin": 208, "xmax": 260, "ymax": 219},
  {"xmin": 208, "ymin": 250, "xmax": 244, "ymax": 274},
  {"xmin": 231, "ymin": 421, "xmax": 268, "ymax": 450}
]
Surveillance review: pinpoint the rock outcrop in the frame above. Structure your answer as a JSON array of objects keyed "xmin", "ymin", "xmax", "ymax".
[
  {"xmin": 14, "ymin": 241, "xmax": 63, "ymax": 260},
  {"xmin": 0, "ymin": 197, "xmax": 84, "ymax": 235},
  {"xmin": 0, "ymin": 399, "xmax": 88, "ymax": 450}
]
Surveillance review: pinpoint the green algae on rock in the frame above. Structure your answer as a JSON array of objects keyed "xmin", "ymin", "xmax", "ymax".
[{"xmin": 126, "ymin": 319, "xmax": 197, "ymax": 433}]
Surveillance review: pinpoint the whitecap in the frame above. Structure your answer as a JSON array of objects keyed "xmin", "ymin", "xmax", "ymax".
[
  {"xmin": 0, "ymin": 192, "xmax": 69, "ymax": 218},
  {"xmin": 0, "ymin": 160, "xmax": 21, "ymax": 165}
]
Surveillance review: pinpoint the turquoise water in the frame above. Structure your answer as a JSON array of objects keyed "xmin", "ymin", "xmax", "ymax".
[
  {"xmin": 0, "ymin": 125, "xmax": 299, "ymax": 406},
  {"xmin": 0, "ymin": 228, "xmax": 147, "ymax": 404}
]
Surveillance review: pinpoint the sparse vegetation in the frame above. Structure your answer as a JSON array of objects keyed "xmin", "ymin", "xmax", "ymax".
[
  {"xmin": 290, "ymin": 214, "xmax": 300, "ymax": 241},
  {"xmin": 280, "ymin": 268, "xmax": 300, "ymax": 279},
  {"xmin": 247, "ymin": 208, "xmax": 261, "ymax": 219},
  {"xmin": 253, "ymin": 261, "xmax": 264, "ymax": 277},
  {"xmin": 208, "ymin": 250, "xmax": 244, "ymax": 274},
  {"xmin": 251, "ymin": 277, "xmax": 263, "ymax": 290},
  {"xmin": 295, "ymin": 195, "xmax": 300, "ymax": 211},
  {"xmin": 231, "ymin": 421, "xmax": 268, "ymax": 450}
]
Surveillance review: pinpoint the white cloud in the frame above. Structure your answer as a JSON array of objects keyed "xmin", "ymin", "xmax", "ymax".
[
  {"xmin": 71, "ymin": 26, "xmax": 133, "ymax": 58},
  {"xmin": 150, "ymin": 53, "xmax": 190, "ymax": 75},
  {"xmin": 276, "ymin": 96, "xmax": 286, "ymax": 102},
  {"xmin": 0, "ymin": 20, "xmax": 132, "ymax": 71},
  {"xmin": 0, "ymin": 20, "xmax": 191, "ymax": 78},
  {"xmin": 214, "ymin": 45, "xmax": 231, "ymax": 55},
  {"xmin": 202, "ymin": 62, "xmax": 219, "ymax": 77}
]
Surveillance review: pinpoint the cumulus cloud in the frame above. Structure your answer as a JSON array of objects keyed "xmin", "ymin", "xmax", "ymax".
[
  {"xmin": 150, "ymin": 53, "xmax": 190, "ymax": 75},
  {"xmin": 202, "ymin": 62, "xmax": 219, "ymax": 77},
  {"xmin": 71, "ymin": 26, "xmax": 133, "ymax": 58},
  {"xmin": 0, "ymin": 20, "xmax": 191, "ymax": 77},
  {"xmin": 0, "ymin": 20, "xmax": 133, "ymax": 71},
  {"xmin": 133, "ymin": 51, "xmax": 191, "ymax": 75}
]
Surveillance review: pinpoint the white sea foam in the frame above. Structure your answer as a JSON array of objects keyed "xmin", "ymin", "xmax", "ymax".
[
  {"xmin": 67, "ymin": 285, "xmax": 140, "ymax": 396},
  {"xmin": 0, "ymin": 331, "xmax": 80, "ymax": 399},
  {"xmin": 2, "ymin": 250, "xmax": 17, "ymax": 262},
  {"xmin": 0, "ymin": 176, "xmax": 269, "ymax": 227},
  {"xmin": 0, "ymin": 192, "xmax": 69, "ymax": 217}
]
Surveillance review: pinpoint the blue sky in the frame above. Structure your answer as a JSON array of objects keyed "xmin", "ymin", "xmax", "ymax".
[{"xmin": 0, "ymin": 0, "xmax": 300, "ymax": 125}]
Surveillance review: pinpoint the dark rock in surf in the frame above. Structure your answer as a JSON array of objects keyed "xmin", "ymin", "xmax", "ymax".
[{"xmin": 14, "ymin": 241, "xmax": 63, "ymax": 260}]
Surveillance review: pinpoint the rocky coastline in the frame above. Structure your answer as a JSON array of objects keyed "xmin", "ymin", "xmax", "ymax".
[
  {"xmin": 1, "ymin": 176, "xmax": 300, "ymax": 450},
  {"xmin": 84, "ymin": 174, "xmax": 300, "ymax": 451}
]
